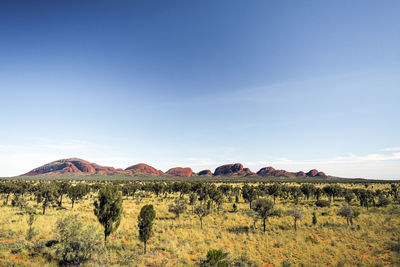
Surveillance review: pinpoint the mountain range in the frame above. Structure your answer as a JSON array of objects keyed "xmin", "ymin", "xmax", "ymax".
[{"xmin": 21, "ymin": 158, "xmax": 328, "ymax": 178}]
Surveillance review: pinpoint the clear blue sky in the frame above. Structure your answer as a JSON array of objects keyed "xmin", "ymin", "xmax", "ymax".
[{"xmin": 1, "ymin": 0, "xmax": 399, "ymax": 179}]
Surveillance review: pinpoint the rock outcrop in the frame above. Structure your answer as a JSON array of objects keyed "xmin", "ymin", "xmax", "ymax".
[
  {"xmin": 256, "ymin": 167, "xmax": 292, "ymax": 177},
  {"xmin": 257, "ymin": 166, "xmax": 328, "ymax": 178},
  {"xmin": 306, "ymin": 169, "xmax": 319, "ymax": 177},
  {"xmin": 166, "ymin": 167, "xmax": 193, "ymax": 177},
  {"xmin": 306, "ymin": 169, "xmax": 326, "ymax": 177},
  {"xmin": 22, "ymin": 158, "xmax": 118, "ymax": 176},
  {"xmin": 243, "ymin": 168, "xmax": 256, "ymax": 176},
  {"xmin": 125, "ymin": 163, "xmax": 163, "ymax": 176},
  {"xmin": 198, "ymin": 169, "xmax": 212, "ymax": 176},
  {"xmin": 295, "ymin": 171, "xmax": 306, "ymax": 177},
  {"xmin": 21, "ymin": 158, "xmax": 328, "ymax": 179},
  {"xmin": 213, "ymin": 163, "xmax": 254, "ymax": 176}
]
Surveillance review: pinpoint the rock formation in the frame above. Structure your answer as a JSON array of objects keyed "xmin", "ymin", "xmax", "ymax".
[
  {"xmin": 166, "ymin": 167, "xmax": 193, "ymax": 177},
  {"xmin": 198, "ymin": 169, "xmax": 212, "ymax": 176},
  {"xmin": 213, "ymin": 163, "xmax": 254, "ymax": 176},
  {"xmin": 125, "ymin": 163, "xmax": 163, "ymax": 176},
  {"xmin": 22, "ymin": 158, "xmax": 118, "ymax": 176}
]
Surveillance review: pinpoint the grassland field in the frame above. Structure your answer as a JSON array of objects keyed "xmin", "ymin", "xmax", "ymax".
[{"xmin": 0, "ymin": 178, "xmax": 399, "ymax": 266}]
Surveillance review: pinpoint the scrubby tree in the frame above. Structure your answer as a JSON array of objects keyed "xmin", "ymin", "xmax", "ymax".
[
  {"xmin": 25, "ymin": 207, "xmax": 36, "ymax": 240},
  {"xmin": 138, "ymin": 204, "xmax": 156, "ymax": 253},
  {"xmin": 36, "ymin": 182, "xmax": 58, "ymax": 215},
  {"xmin": 287, "ymin": 208, "xmax": 304, "ymax": 231},
  {"xmin": 218, "ymin": 184, "xmax": 232, "ymax": 197},
  {"xmin": 268, "ymin": 183, "xmax": 281, "ymax": 203},
  {"xmin": 94, "ymin": 185, "xmax": 123, "ymax": 244},
  {"xmin": 152, "ymin": 182, "xmax": 165, "ymax": 197},
  {"xmin": 313, "ymin": 187, "xmax": 323, "ymax": 200},
  {"xmin": 337, "ymin": 205, "xmax": 359, "ymax": 225},
  {"xmin": 331, "ymin": 184, "xmax": 343, "ymax": 201},
  {"xmin": 251, "ymin": 198, "xmax": 281, "ymax": 233},
  {"xmin": 212, "ymin": 191, "xmax": 224, "ymax": 212},
  {"xmin": 324, "ymin": 185, "xmax": 343, "ymax": 202},
  {"xmin": 290, "ymin": 186, "xmax": 303, "ymax": 203},
  {"xmin": 354, "ymin": 189, "xmax": 375, "ymax": 209},
  {"xmin": 242, "ymin": 184, "xmax": 257, "ymax": 208},
  {"xmin": 189, "ymin": 193, "xmax": 197, "ymax": 213},
  {"xmin": 344, "ymin": 190, "xmax": 355, "ymax": 205},
  {"xmin": 300, "ymin": 184, "xmax": 315, "ymax": 200},
  {"xmin": 168, "ymin": 199, "xmax": 187, "ymax": 218},
  {"xmin": 390, "ymin": 184, "xmax": 398, "ymax": 200},
  {"xmin": 0, "ymin": 181, "xmax": 14, "ymax": 205},
  {"xmin": 67, "ymin": 183, "xmax": 89, "ymax": 209},
  {"xmin": 121, "ymin": 183, "xmax": 138, "ymax": 200},
  {"xmin": 194, "ymin": 205, "xmax": 210, "ymax": 229},
  {"xmin": 56, "ymin": 181, "xmax": 70, "ymax": 207},
  {"xmin": 323, "ymin": 185, "xmax": 334, "ymax": 202}
]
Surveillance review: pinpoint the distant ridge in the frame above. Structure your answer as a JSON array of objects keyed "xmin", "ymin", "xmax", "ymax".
[
  {"xmin": 22, "ymin": 158, "xmax": 119, "ymax": 176},
  {"xmin": 20, "ymin": 158, "xmax": 328, "ymax": 178}
]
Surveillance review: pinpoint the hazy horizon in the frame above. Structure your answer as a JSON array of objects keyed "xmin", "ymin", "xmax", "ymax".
[{"xmin": 1, "ymin": 1, "xmax": 399, "ymax": 179}]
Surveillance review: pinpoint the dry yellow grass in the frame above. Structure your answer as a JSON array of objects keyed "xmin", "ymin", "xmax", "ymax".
[{"xmin": 0, "ymin": 182, "xmax": 399, "ymax": 266}]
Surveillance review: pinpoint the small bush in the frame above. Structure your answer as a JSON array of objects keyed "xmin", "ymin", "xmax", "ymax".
[
  {"xmin": 377, "ymin": 196, "xmax": 391, "ymax": 207},
  {"xmin": 312, "ymin": 212, "xmax": 317, "ymax": 225},
  {"xmin": 315, "ymin": 200, "xmax": 330, "ymax": 207},
  {"xmin": 201, "ymin": 249, "xmax": 229, "ymax": 267},
  {"xmin": 388, "ymin": 238, "xmax": 400, "ymax": 253},
  {"xmin": 232, "ymin": 253, "xmax": 258, "ymax": 267},
  {"xmin": 55, "ymin": 214, "xmax": 104, "ymax": 265}
]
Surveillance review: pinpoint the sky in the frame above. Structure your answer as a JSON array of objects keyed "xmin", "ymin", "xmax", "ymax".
[{"xmin": 0, "ymin": 0, "xmax": 399, "ymax": 179}]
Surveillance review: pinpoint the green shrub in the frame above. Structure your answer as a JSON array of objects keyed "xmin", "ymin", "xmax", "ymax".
[
  {"xmin": 312, "ymin": 212, "xmax": 317, "ymax": 225},
  {"xmin": 201, "ymin": 249, "xmax": 229, "ymax": 267},
  {"xmin": 315, "ymin": 200, "xmax": 330, "ymax": 207},
  {"xmin": 55, "ymin": 214, "xmax": 104, "ymax": 265},
  {"xmin": 377, "ymin": 196, "xmax": 391, "ymax": 207}
]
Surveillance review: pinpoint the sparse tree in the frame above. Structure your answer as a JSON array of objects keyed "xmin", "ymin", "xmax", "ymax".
[
  {"xmin": 138, "ymin": 204, "xmax": 156, "ymax": 254},
  {"xmin": 67, "ymin": 183, "xmax": 89, "ymax": 209},
  {"xmin": 251, "ymin": 198, "xmax": 281, "ymax": 233},
  {"xmin": 189, "ymin": 193, "xmax": 197, "ymax": 213},
  {"xmin": 194, "ymin": 205, "xmax": 210, "ymax": 229},
  {"xmin": 268, "ymin": 183, "xmax": 281, "ymax": 203},
  {"xmin": 36, "ymin": 182, "xmax": 58, "ymax": 215},
  {"xmin": 344, "ymin": 190, "xmax": 355, "ymax": 204},
  {"xmin": 287, "ymin": 208, "xmax": 304, "ymax": 231},
  {"xmin": 313, "ymin": 187, "xmax": 323, "ymax": 200},
  {"xmin": 242, "ymin": 185, "xmax": 257, "ymax": 208},
  {"xmin": 337, "ymin": 205, "xmax": 359, "ymax": 225},
  {"xmin": 94, "ymin": 185, "xmax": 123, "ymax": 244},
  {"xmin": 168, "ymin": 199, "xmax": 187, "ymax": 218},
  {"xmin": 0, "ymin": 181, "xmax": 14, "ymax": 205},
  {"xmin": 56, "ymin": 181, "xmax": 70, "ymax": 207},
  {"xmin": 300, "ymin": 184, "xmax": 315, "ymax": 201},
  {"xmin": 25, "ymin": 207, "xmax": 36, "ymax": 240},
  {"xmin": 290, "ymin": 186, "xmax": 303, "ymax": 203}
]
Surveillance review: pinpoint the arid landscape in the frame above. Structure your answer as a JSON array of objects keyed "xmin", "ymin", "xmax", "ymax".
[
  {"xmin": 0, "ymin": 158, "xmax": 399, "ymax": 266},
  {"xmin": 1, "ymin": 1, "xmax": 400, "ymax": 266}
]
